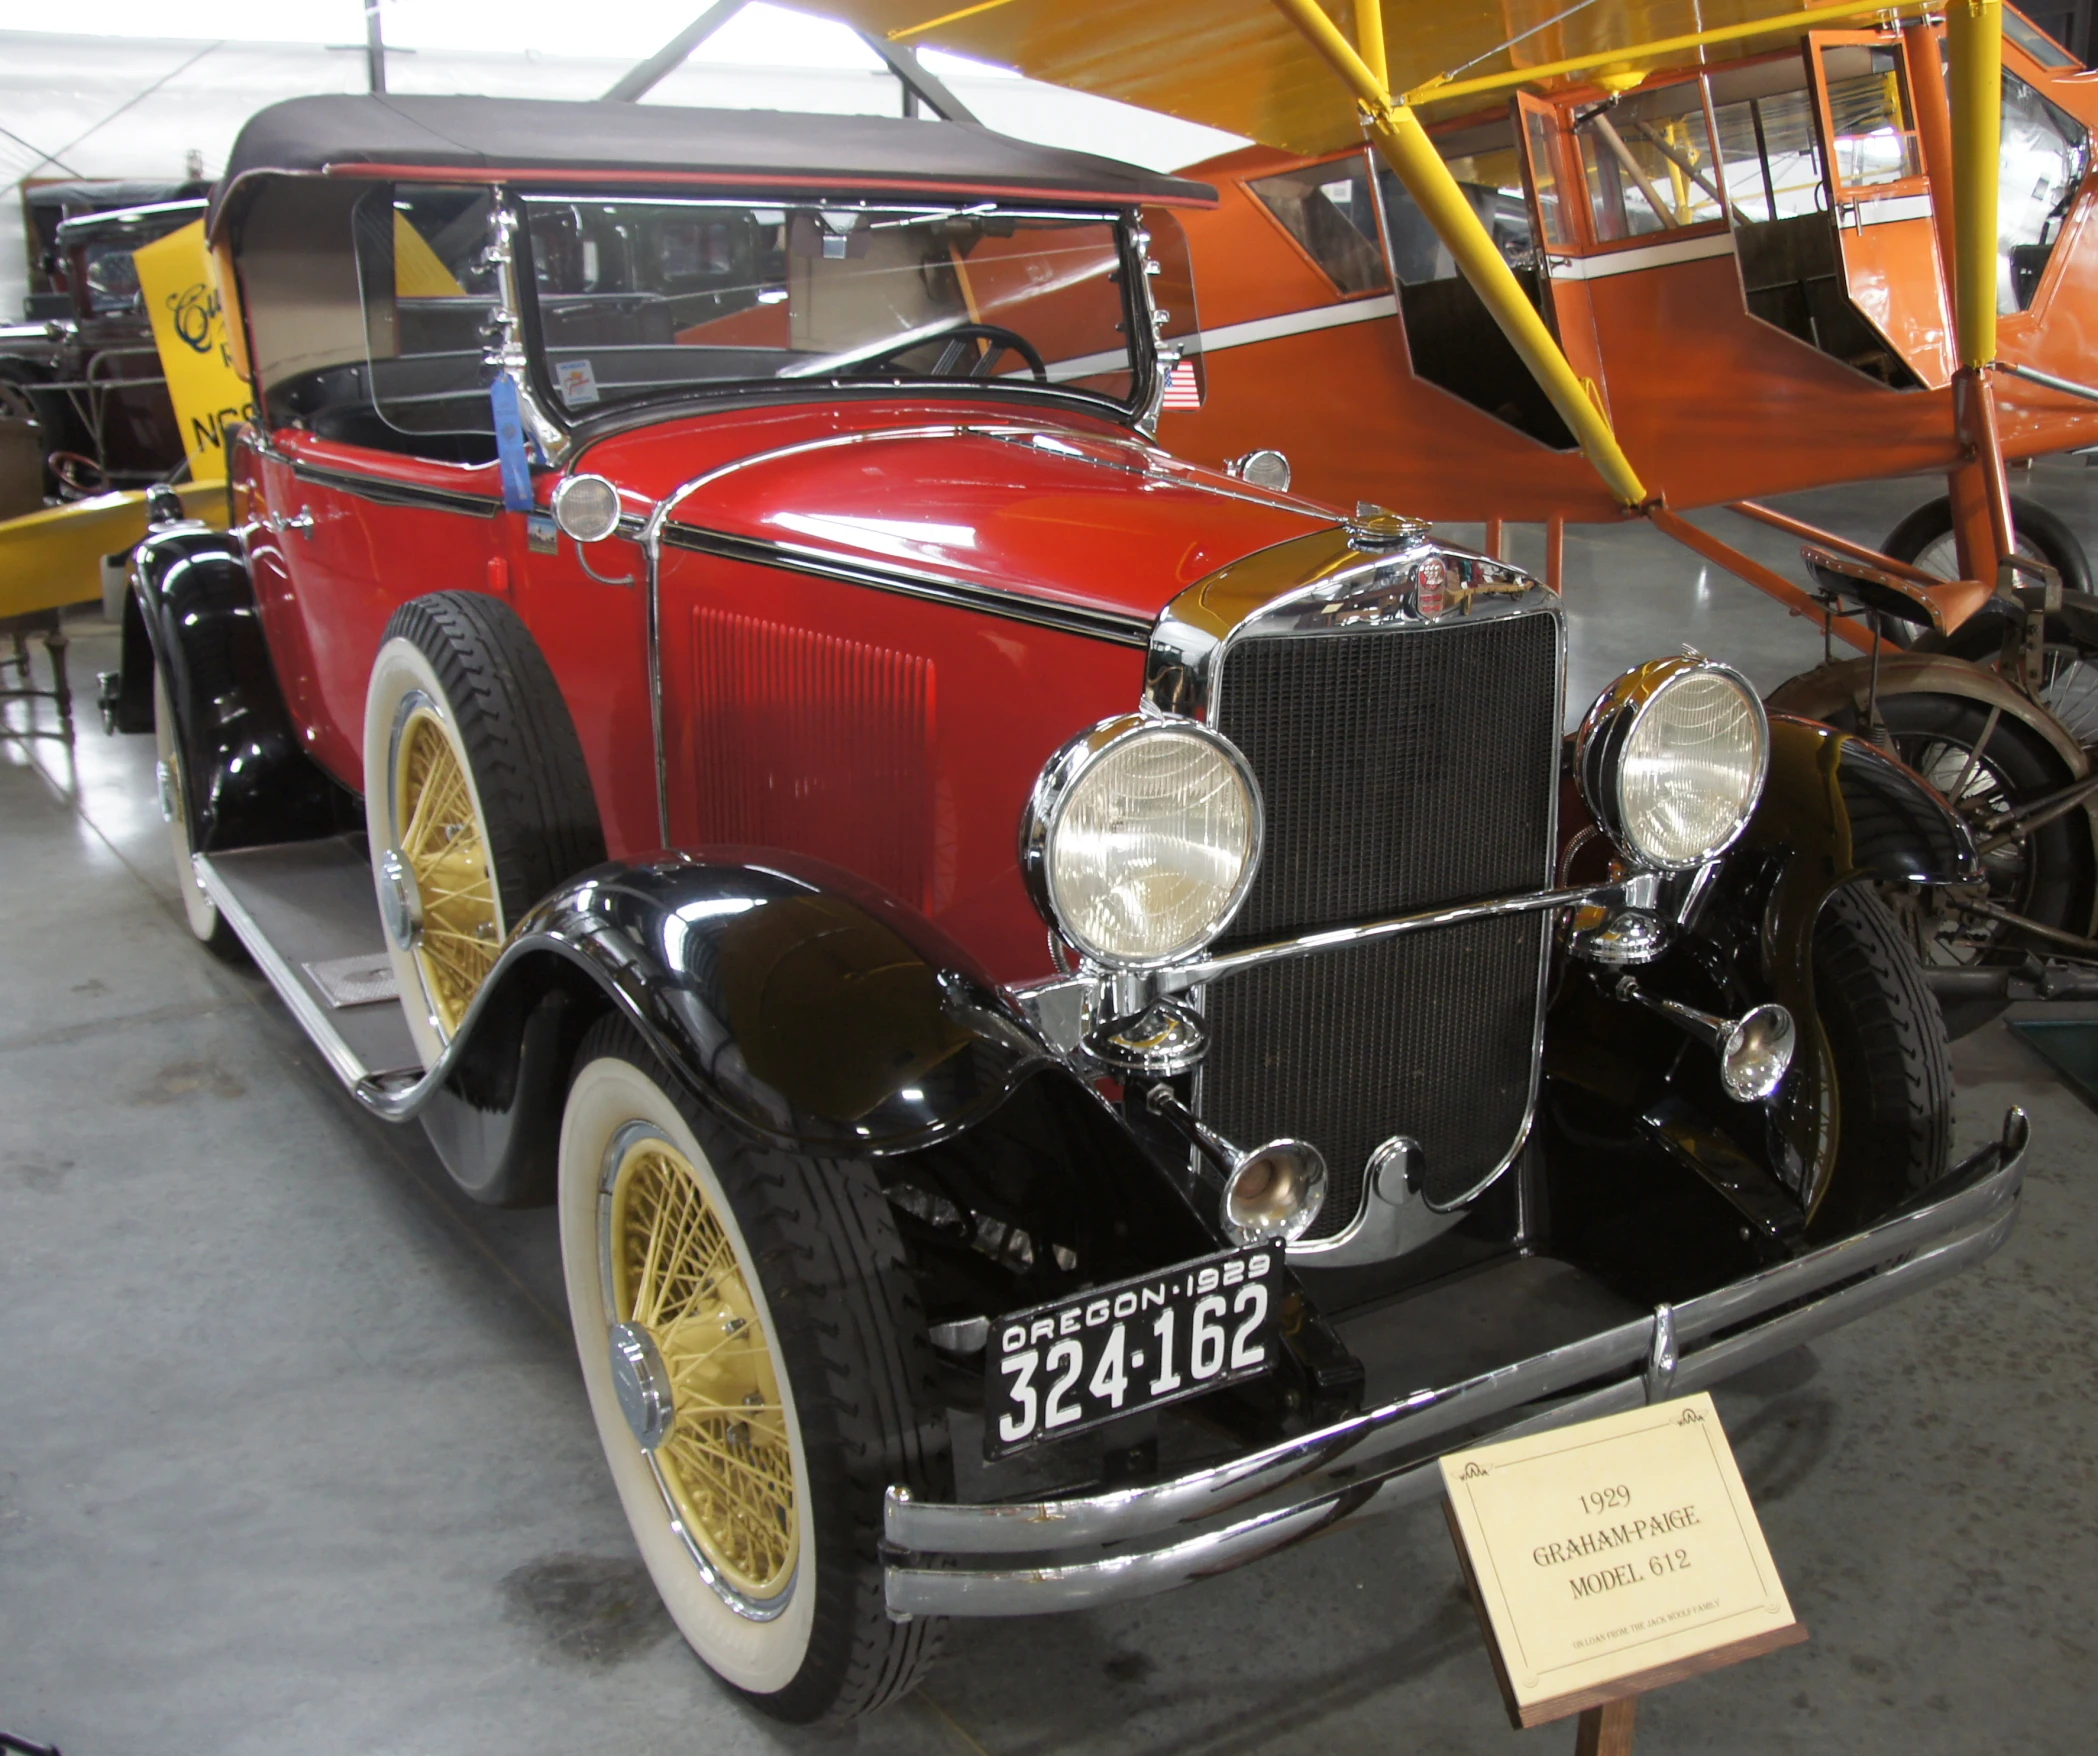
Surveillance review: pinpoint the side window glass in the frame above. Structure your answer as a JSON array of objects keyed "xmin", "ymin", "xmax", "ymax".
[
  {"xmin": 1709, "ymin": 86, "xmax": 1827, "ymax": 223},
  {"xmin": 1522, "ymin": 105, "xmax": 1571, "ymax": 250},
  {"xmin": 1141, "ymin": 207, "xmax": 1206, "ymax": 406},
  {"xmin": 1247, "ymin": 157, "xmax": 1389, "ymax": 296},
  {"xmin": 2004, "ymin": 11, "xmax": 2080, "ymax": 71},
  {"xmin": 1373, "ymin": 120, "xmax": 1535, "ymax": 284},
  {"xmin": 1574, "ymin": 82, "xmax": 1726, "ymax": 242},
  {"xmin": 236, "ymin": 178, "xmax": 370, "ymax": 435},
  {"xmin": 353, "ymin": 184, "xmax": 499, "ymax": 459},
  {"xmin": 1999, "ymin": 67, "xmax": 2089, "ymax": 311},
  {"xmin": 1819, "ymin": 44, "xmax": 1924, "ymax": 192}
]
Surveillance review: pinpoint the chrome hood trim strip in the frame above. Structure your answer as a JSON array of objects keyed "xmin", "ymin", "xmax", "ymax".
[
  {"xmin": 660, "ymin": 523, "xmax": 1153, "ymax": 647},
  {"xmin": 285, "ymin": 458, "xmax": 503, "ymax": 518}
]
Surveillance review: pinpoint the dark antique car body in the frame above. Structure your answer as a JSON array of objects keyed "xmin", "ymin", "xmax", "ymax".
[
  {"xmin": 0, "ymin": 196, "xmax": 207, "ymax": 493},
  {"xmin": 116, "ymin": 94, "xmax": 2025, "ymax": 1716}
]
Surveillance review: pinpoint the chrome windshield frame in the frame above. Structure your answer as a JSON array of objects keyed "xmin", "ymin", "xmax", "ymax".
[{"xmin": 509, "ymin": 190, "xmax": 1157, "ymax": 433}]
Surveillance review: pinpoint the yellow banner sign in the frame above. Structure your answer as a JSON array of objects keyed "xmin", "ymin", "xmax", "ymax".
[{"xmin": 132, "ymin": 219, "xmax": 257, "ymax": 483}]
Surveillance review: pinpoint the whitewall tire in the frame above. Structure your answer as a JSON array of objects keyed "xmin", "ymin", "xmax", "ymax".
[
  {"xmin": 556, "ymin": 1017, "xmax": 948, "ymax": 1722},
  {"xmin": 152, "ymin": 665, "xmax": 240, "ymax": 958},
  {"xmin": 360, "ymin": 593, "xmax": 603, "ymax": 1068}
]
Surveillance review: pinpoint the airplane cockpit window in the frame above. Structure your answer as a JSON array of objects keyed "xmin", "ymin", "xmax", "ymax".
[
  {"xmin": 1573, "ymin": 81, "xmax": 1726, "ymax": 242},
  {"xmin": 1998, "ymin": 68, "xmax": 2089, "ymax": 311},
  {"xmin": 1245, "ymin": 156, "xmax": 1389, "ymax": 297}
]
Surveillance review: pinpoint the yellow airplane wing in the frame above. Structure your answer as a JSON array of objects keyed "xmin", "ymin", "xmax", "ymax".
[
  {"xmin": 0, "ymin": 482, "xmax": 225, "ymax": 620},
  {"xmin": 815, "ymin": 0, "xmax": 1935, "ymax": 149}
]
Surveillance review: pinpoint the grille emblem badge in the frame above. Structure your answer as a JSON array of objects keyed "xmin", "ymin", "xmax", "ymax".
[{"xmin": 1414, "ymin": 556, "xmax": 1448, "ymax": 619}]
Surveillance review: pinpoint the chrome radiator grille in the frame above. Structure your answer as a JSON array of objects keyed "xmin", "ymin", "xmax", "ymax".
[{"xmin": 1202, "ymin": 612, "xmax": 1561, "ymax": 1232}]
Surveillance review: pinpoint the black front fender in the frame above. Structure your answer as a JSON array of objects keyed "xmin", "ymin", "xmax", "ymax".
[
  {"xmin": 1543, "ymin": 715, "xmax": 1976, "ymax": 1271},
  {"xmin": 129, "ymin": 523, "xmax": 350, "ymax": 850},
  {"xmin": 408, "ymin": 852, "xmax": 1060, "ymax": 1202},
  {"xmin": 1736, "ymin": 715, "xmax": 1974, "ymax": 1208},
  {"xmin": 413, "ymin": 851, "xmax": 1355, "ymax": 1430}
]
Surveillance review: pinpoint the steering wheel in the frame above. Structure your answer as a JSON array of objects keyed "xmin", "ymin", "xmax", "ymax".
[
  {"xmin": 49, "ymin": 450, "xmax": 108, "ymax": 497},
  {"xmin": 851, "ymin": 322, "xmax": 1049, "ymax": 385}
]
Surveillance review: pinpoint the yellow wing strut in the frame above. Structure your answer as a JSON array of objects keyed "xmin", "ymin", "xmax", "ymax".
[
  {"xmin": 1948, "ymin": 0, "xmax": 2003, "ymax": 371},
  {"xmin": 1270, "ymin": 0, "xmax": 1649, "ymax": 508}
]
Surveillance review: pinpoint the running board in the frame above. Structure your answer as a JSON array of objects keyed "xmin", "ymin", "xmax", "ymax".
[{"xmin": 193, "ymin": 839, "xmax": 424, "ymax": 1094}]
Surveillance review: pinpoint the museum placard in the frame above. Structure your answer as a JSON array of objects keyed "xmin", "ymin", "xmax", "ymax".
[{"xmin": 1441, "ymin": 1393, "xmax": 1805, "ymax": 1726}]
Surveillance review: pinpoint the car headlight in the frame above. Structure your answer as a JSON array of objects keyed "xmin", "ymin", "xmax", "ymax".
[
  {"xmin": 1023, "ymin": 715, "xmax": 1262, "ymax": 968},
  {"xmin": 1576, "ymin": 656, "xmax": 1769, "ymax": 870}
]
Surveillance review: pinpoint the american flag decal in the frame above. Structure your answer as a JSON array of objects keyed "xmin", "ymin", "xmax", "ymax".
[{"xmin": 1160, "ymin": 359, "xmax": 1202, "ymax": 410}]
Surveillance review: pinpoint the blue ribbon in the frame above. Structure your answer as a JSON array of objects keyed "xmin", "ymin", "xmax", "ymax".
[{"xmin": 491, "ymin": 374, "xmax": 535, "ymax": 512}]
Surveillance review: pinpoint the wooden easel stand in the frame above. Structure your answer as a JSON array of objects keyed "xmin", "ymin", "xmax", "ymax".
[{"xmin": 1573, "ymin": 1696, "xmax": 1636, "ymax": 1755}]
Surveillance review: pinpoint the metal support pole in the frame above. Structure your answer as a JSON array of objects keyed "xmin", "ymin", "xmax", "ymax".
[
  {"xmin": 364, "ymin": 0, "xmax": 386, "ymax": 95},
  {"xmin": 1903, "ymin": 19, "xmax": 1960, "ymax": 311},
  {"xmin": 1649, "ymin": 507, "xmax": 1877, "ymax": 653},
  {"xmin": 857, "ymin": 31, "xmax": 982, "ymax": 123},
  {"xmin": 604, "ymin": 0, "xmax": 747, "ymax": 103},
  {"xmin": 1269, "ymin": 0, "xmax": 1648, "ymax": 508}
]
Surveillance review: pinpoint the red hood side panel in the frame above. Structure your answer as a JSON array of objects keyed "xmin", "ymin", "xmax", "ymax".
[{"xmin": 577, "ymin": 399, "xmax": 1332, "ymax": 625}]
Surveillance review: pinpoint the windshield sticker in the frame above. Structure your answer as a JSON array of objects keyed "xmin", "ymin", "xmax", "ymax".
[{"xmin": 556, "ymin": 359, "xmax": 601, "ymax": 406}]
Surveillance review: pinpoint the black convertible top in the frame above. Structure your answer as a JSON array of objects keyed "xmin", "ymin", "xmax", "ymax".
[{"xmin": 209, "ymin": 94, "xmax": 1213, "ymax": 235}]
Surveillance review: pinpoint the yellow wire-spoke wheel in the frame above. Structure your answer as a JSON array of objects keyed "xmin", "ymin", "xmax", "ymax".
[
  {"xmin": 393, "ymin": 707, "xmax": 500, "ymax": 1036},
  {"xmin": 610, "ymin": 1134, "xmax": 798, "ymax": 1600}
]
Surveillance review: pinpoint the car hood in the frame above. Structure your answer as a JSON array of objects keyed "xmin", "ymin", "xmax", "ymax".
[{"xmin": 575, "ymin": 399, "xmax": 1335, "ymax": 627}]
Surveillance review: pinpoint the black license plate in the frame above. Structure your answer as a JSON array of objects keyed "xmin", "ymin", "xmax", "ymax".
[{"xmin": 984, "ymin": 1243, "xmax": 1283, "ymax": 1458}]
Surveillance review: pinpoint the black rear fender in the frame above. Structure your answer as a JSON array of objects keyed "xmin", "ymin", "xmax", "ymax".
[{"xmin": 128, "ymin": 523, "xmax": 352, "ymax": 850}]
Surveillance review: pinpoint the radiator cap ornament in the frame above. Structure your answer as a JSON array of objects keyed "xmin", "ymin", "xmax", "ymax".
[{"xmin": 1347, "ymin": 502, "xmax": 1429, "ymax": 550}]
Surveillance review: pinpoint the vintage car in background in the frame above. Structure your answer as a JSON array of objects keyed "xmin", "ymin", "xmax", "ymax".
[
  {"xmin": 0, "ymin": 196, "xmax": 206, "ymax": 498},
  {"xmin": 16, "ymin": 176, "xmax": 211, "ymax": 320},
  {"xmin": 114, "ymin": 94, "xmax": 2026, "ymax": 1721}
]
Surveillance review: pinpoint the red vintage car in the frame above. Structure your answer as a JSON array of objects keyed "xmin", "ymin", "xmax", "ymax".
[{"xmin": 113, "ymin": 95, "xmax": 2025, "ymax": 1721}]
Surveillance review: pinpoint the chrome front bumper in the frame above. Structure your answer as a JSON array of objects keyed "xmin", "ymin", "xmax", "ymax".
[{"xmin": 883, "ymin": 1109, "xmax": 2028, "ymax": 1618}]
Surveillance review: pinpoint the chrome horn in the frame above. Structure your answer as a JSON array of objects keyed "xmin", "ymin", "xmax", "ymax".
[
  {"xmin": 1614, "ymin": 976, "xmax": 1796, "ymax": 1103},
  {"xmin": 1145, "ymin": 1085, "xmax": 1328, "ymax": 1244}
]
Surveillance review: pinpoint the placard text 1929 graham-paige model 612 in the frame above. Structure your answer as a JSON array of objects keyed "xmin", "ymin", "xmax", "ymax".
[{"xmin": 111, "ymin": 94, "xmax": 2026, "ymax": 1722}]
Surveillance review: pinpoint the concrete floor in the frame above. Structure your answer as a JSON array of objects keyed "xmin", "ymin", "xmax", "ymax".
[{"xmin": 3, "ymin": 465, "xmax": 2097, "ymax": 1755}]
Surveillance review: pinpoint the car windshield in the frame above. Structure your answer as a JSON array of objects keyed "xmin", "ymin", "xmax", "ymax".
[{"xmin": 515, "ymin": 195, "xmax": 1141, "ymax": 417}]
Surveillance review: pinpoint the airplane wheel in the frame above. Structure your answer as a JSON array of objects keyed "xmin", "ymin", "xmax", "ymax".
[
  {"xmin": 558, "ymin": 1016, "xmax": 948, "ymax": 1722},
  {"xmin": 362, "ymin": 592, "xmax": 602, "ymax": 1066},
  {"xmin": 1882, "ymin": 493, "xmax": 2092, "ymax": 598},
  {"xmin": 1878, "ymin": 692, "xmax": 2097, "ymax": 1037}
]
